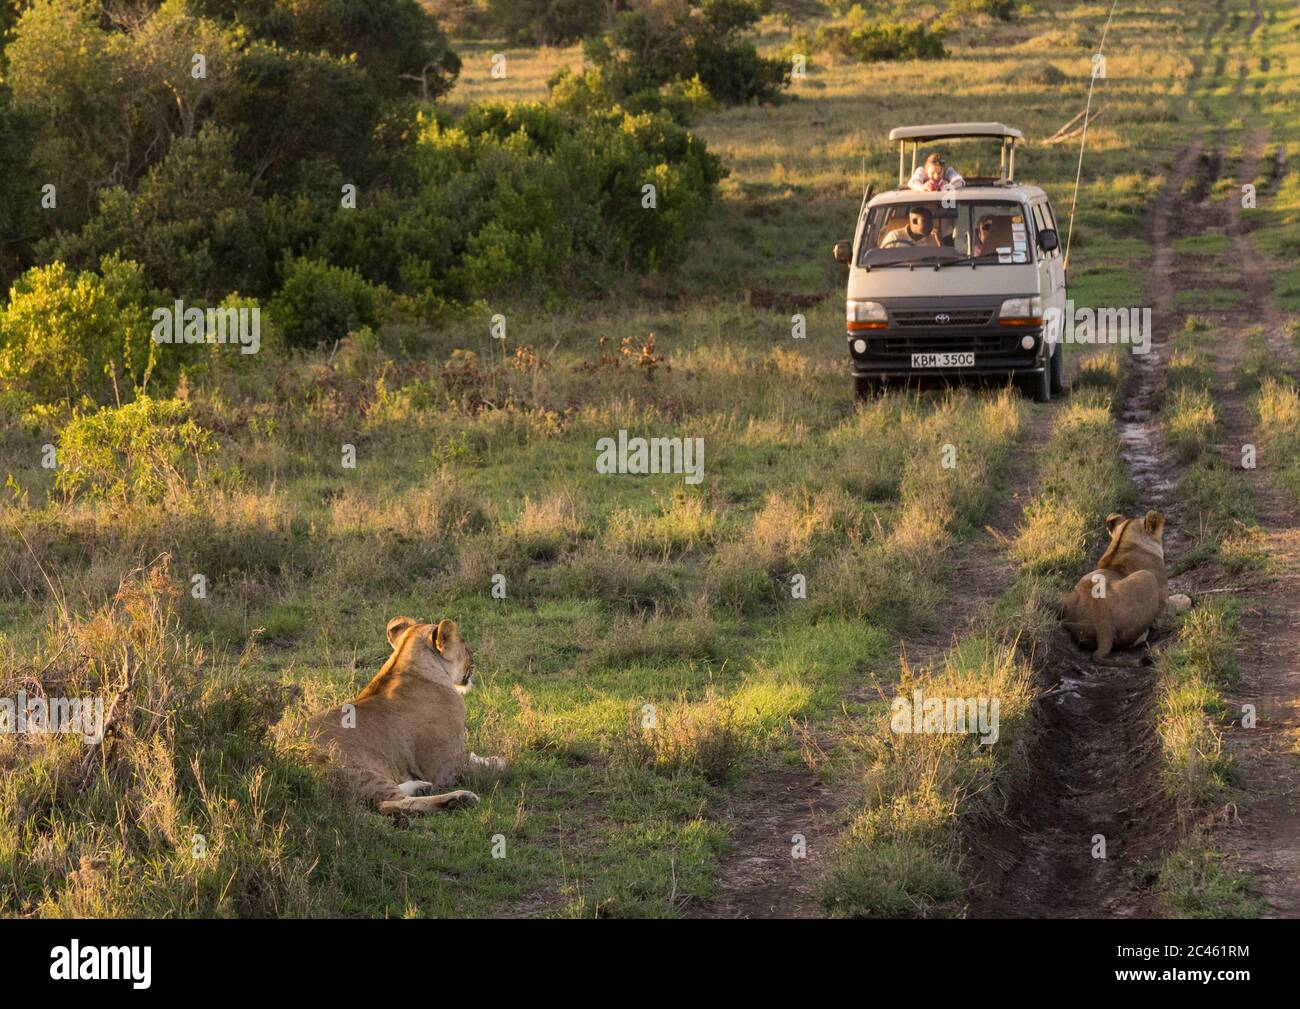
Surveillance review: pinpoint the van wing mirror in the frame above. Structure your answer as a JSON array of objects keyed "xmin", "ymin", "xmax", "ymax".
[
  {"xmin": 1038, "ymin": 228, "xmax": 1059, "ymax": 253},
  {"xmin": 833, "ymin": 240, "xmax": 853, "ymax": 264}
]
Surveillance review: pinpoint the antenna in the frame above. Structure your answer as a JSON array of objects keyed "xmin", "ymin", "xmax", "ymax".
[{"xmin": 1064, "ymin": 0, "xmax": 1121, "ymax": 273}]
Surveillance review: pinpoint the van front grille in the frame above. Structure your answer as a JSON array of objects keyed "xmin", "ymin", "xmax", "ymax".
[{"xmin": 891, "ymin": 309, "xmax": 997, "ymax": 327}]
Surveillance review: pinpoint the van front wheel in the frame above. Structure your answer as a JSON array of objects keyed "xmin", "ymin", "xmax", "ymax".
[
  {"xmin": 1018, "ymin": 365, "xmax": 1051, "ymax": 403},
  {"xmin": 1049, "ymin": 342, "xmax": 1065, "ymax": 394}
]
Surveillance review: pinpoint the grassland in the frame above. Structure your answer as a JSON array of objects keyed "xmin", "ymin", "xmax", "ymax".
[{"xmin": 4, "ymin": 0, "xmax": 1296, "ymax": 918}]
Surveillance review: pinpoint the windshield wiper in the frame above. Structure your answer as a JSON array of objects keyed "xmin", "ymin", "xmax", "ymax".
[
  {"xmin": 904, "ymin": 254, "xmax": 953, "ymax": 270},
  {"xmin": 937, "ymin": 255, "xmax": 981, "ymax": 269}
]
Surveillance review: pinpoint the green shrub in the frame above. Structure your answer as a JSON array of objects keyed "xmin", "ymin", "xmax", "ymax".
[
  {"xmin": 584, "ymin": 0, "xmax": 790, "ymax": 105},
  {"xmin": 0, "ymin": 257, "xmax": 158, "ymax": 408},
  {"xmin": 325, "ymin": 101, "xmax": 728, "ymax": 299},
  {"xmin": 485, "ymin": 0, "xmax": 607, "ymax": 45},
  {"xmin": 945, "ymin": 0, "xmax": 1016, "ymax": 21},
  {"xmin": 818, "ymin": 17, "xmax": 947, "ymax": 63},
  {"xmin": 189, "ymin": 0, "xmax": 460, "ymax": 100},
  {"xmin": 268, "ymin": 258, "xmax": 390, "ymax": 350},
  {"xmin": 549, "ymin": 67, "xmax": 718, "ymax": 126},
  {"xmin": 0, "ymin": 86, "xmax": 39, "ymax": 287},
  {"xmin": 55, "ymin": 395, "xmax": 219, "ymax": 504},
  {"xmin": 45, "ymin": 126, "xmax": 268, "ymax": 302}
]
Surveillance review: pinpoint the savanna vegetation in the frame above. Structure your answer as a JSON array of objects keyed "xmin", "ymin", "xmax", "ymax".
[{"xmin": 2, "ymin": 0, "xmax": 1297, "ymax": 918}]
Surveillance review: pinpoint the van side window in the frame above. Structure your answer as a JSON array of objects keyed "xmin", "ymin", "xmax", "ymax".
[
  {"xmin": 1030, "ymin": 203, "xmax": 1048, "ymax": 259},
  {"xmin": 1042, "ymin": 202, "xmax": 1061, "ymax": 258}
]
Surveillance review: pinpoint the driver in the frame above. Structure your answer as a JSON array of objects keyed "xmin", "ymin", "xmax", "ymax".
[{"xmin": 881, "ymin": 205, "xmax": 940, "ymax": 248}]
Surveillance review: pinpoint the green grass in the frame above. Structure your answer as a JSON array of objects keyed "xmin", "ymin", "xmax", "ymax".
[
  {"xmin": 1155, "ymin": 832, "xmax": 1264, "ymax": 918},
  {"xmin": 818, "ymin": 368, "xmax": 1129, "ymax": 919},
  {"xmin": 4, "ymin": 0, "xmax": 1292, "ymax": 918}
]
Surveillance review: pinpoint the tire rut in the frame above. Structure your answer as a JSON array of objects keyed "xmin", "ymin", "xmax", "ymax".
[
  {"xmin": 964, "ymin": 141, "xmax": 1205, "ymax": 919},
  {"xmin": 1193, "ymin": 122, "xmax": 1300, "ymax": 919}
]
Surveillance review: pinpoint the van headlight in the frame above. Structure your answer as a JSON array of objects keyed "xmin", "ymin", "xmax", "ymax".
[
  {"xmin": 998, "ymin": 296, "xmax": 1043, "ymax": 327},
  {"xmin": 847, "ymin": 300, "xmax": 888, "ymax": 331}
]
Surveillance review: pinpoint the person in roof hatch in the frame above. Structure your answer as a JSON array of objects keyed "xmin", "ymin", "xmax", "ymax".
[{"xmin": 908, "ymin": 152, "xmax": 966, "ymax": 192}]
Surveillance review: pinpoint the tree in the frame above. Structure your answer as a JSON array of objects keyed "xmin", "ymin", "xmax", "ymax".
[
  {"xmin": 218, "ymin": 42, "xmax": 388, "ymax": 188},
  {"xmin": 187, "ymin": 0, "xmax": 461, "ymax": 99},
  {"xmin": 4, "ymin": 0, "xmax": 134, "ymax": 223},
  {"xmin": 45, "ymin": 126, "xmax": 268, "ymax": 300},
  {"xmin": 484, "ymin": 0, "xmax": 608, "ymax": 46},
  {"xmin": 585, "ymin": 0, "xmax": 789, "ymax": 105},
  {"xmin": 768, "ymin": 0, "xmax": 824, "ymax": 36},
  {"xmin": 0, "ymin": 86, "xmax": 41, "ymax": 287}
]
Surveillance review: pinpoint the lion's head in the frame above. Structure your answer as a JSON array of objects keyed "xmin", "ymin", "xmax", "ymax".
[
  {"xmin": 1099, "ymin": 509, "xmax": 1166, "ymax": 567},
  {"xmin": 384, "ymin": 616, "xmax": 475, "ymax": 693}
]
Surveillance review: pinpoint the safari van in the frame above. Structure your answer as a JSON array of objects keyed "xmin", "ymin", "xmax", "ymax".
[{"xmin": 833, "ymin": 124, "xmax": 1066, "ymax": 402}]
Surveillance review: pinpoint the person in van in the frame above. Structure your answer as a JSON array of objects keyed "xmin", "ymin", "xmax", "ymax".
[
  {"xmin": 973, "ymin": 214, "xmax": 998, "ymax": 256},
  {"xmin": 907, "ymin": 153, "xmax": 966, "ymax": 192},
  {"xmin": 973, "ymin": 214, "xmax": 1016, "ymax": 257},
  {"xmin": 881, "ymin": 206, "xmax": 941, "ymax": 248}
]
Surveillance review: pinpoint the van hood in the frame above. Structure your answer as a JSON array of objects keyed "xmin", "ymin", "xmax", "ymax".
[{"xmin": 847, "ymin": 263, "xmax": 1038, "ymax": 300}]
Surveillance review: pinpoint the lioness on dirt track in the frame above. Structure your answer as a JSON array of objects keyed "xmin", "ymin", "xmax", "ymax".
[
  {"xmin": 307, "ymin": 617, "xmax": 507, "ymax": 814},
  {"xmin": 1058, "ymin": 510, "xmax": 1190, "ymax": 664}
]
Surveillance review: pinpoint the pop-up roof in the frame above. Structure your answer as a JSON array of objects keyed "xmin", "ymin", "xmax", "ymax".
[{"xmin": 889, "ymin": 123, "xmax": 1024, "ymax": 186}]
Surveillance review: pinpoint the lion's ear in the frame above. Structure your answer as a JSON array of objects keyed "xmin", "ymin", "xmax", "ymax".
[
  {"xmin": 434, "ymin": 619, "xmax": 464, "ymax": 657},
  {"xmin": 386, "ymin": 616, "xmax": 416, "ymax": 648},
  {"xmin": 1105, "ymin": 512, "xmax": 1125, "ymax": 532},
  {"xmin": 1143, "ymin": 510, "xmax": 1165, "ymax": 538}
]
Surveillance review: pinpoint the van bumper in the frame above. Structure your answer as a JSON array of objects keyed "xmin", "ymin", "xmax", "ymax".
[{"xmin": 846, "ymin": 328, "xmax": 1047, "ymax": 379}]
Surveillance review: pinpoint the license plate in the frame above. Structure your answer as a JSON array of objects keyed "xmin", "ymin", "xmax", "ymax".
[{"xmin": 912, "ymin": 352, "xmax": 975, "ymax": 368}]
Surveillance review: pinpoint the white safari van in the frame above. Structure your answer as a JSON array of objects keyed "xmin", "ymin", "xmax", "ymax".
[{"xmin": 833, "ymin": 124, "xmax": 1066, "ymax": 402}]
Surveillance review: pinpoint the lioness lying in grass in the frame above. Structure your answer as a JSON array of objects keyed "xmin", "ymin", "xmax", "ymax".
[
  {"xmin": 1060, "ymin": 510, "xmax": 1191, "ymax": 664},
  {"xmin": 308, "ymin": 616, "xmax": 506, "ymax": 814}
]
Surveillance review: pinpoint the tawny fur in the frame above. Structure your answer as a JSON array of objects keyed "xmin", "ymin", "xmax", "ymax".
[
  {"xmin": 1060, "ymin": 510, "xmax": 1174, "ymax": 664},
  {"xmin": 307, "ymin": 616, "xmax": 505, "ymax": 814}
]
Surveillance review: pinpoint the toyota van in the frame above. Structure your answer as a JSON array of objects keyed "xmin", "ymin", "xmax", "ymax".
[{"xmin": 833, "ymin": 123, "xmax": 1066, "ymax": 402}]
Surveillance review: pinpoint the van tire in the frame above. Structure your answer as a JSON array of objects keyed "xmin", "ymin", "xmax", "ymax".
[
  {"xmin": 1049, "ymin": 342, "xmax": 1065, "ymax": 394},
  {"xmin": 854, "ymin": 376, "xmax": 881, "ymax": 400},
  {"xmin": 1019, "ymin": 364, "xmax": 1051, "ymax": 403}
]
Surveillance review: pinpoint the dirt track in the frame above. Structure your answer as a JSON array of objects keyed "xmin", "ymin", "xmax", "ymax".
[
  {"xmin": 700, "ymin": 0, "xmax": 1297, "ymax": 919},
  {"xmin": 963, "ymin": 137, "xmax": 1203, "ymax": 919}
]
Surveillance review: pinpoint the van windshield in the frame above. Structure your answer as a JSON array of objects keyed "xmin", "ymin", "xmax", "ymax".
[{"xmin": 859, "ymin": 200, "xmax": 1032, "ymax": 268}]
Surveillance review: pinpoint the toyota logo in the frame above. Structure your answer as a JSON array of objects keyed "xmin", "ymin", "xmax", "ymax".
[{"xmin": 934, "ymin": 313, "xmax": 952, "ymax": 325}]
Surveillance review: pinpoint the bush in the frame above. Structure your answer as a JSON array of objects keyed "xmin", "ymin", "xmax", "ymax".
[
  {"xmin": 303, "ymin": 101, "xmax": 725, "ymax": 302},
  {"xmin": 0, "ymin": 86, "xmax": 39, "ymax": 287},
  {"xmin": 485, "ymin": 0, "xmax": 607, "ymax": 45},
  {"xmin": 818, "ymin": 17, "xmax": 948, "ymax": 63},
  {"xmin": 189, "ymin": 0, "xmax": 460, "ymax": 100},
  {"xmin": 269, "ymin": 258, "xmax": 391, "ymax": 350},
  {"xmin": 0, "ymin": 258, "xmax": 158, "ymax": 408},
  {"xmin": 45, "ymin": 126, "xmax": 268, "ymax": 302},
  {"xmin": 585, "ymin": 0, "xmax": 790, "ymax": 105},
  {"xmin": 55, "ymin": 396, "xmax": 219, "ymax": 504},
  {"xmin": 944, "ymin": 0, "xmax": 1016, "ymax": 21},
  {"xmin": 218, "ymin": 41, "xmax": 394, "ymax": 195},
  {"xmin": 549, "ymin": 66, "xmax": 717, "ymax": 126}
]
